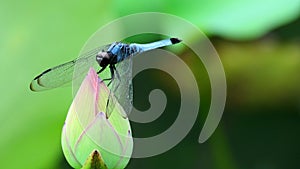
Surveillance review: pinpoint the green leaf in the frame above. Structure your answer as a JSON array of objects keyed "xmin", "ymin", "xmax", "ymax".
[{"xmin": 112, "ymin": 0, "xmax": 300, "ymax": 39}]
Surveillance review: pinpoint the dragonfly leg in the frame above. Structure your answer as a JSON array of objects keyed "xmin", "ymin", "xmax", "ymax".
[
  {"xmin": 104, "ymin": 65, "xmax": 122, "ymax": 119},
  {"xmin": 113, "ymin": 64, "xmax": 121, "ymax": 81},
  {"xmin": 102, "ymin": 65, "xmax": 115, "ymax": 118},
  {"xmin": 105, "ymin": 92, "xmax": 112, "ymax": 119},
  {"xmin": 104, "ymin": 66, "xmax": 116, "ymax": 118},
  {"xmin": 111, "ymin": 65, "xmax": 121, "ymax": 93},
  {"xmin": 106, "ymin": 65, "xmax": 115, "ymax": 86},
  {"xmin": 100, "ymin": 65, "xmax": 114, "ymax": 83},
  {"xmin": 97, "ymin": 66, "xmax": 107, "ymax": 74}
]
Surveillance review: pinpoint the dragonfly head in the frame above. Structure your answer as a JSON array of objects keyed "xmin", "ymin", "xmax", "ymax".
[{"xmin": 96, "ymin": 51, "xmax": 111, "ymax": 67}]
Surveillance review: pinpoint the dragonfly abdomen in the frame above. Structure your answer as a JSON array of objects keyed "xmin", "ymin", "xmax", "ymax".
[{"xmin": 109, "ymin": 38, "xmax": 182, "ymax": 63}]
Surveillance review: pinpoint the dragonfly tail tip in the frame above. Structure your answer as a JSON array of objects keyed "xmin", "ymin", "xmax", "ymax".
[{"xmin": 170, "ymin": 38, "xmax": 182, "ymax": 44}]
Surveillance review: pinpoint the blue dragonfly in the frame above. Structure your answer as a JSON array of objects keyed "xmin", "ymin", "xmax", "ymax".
[{"xmin": 30, "ymin": 38, "xmax": 182, "ymax": 118}]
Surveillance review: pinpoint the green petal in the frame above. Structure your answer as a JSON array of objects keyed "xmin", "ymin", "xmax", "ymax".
[
  {"xmin": 81, "ymin": 150, "xmax": 108, "ymax": 169},
  {"xmin": 62, "ymin": 68, "xmax": 133, "ymax": 169}
]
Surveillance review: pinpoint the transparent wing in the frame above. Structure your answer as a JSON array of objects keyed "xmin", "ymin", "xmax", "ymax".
[
  {"xmin": 106, "ymin": 56, "xmax": 133, "ymax": 118},
  {"xmin": 30, "ymin": 46, "xmax": 108, "ymax": 91}
]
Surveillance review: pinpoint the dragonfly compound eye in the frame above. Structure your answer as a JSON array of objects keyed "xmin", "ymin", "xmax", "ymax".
[{"xmin": 96, "ymin": 56, "xmax": 109, "ymax": 68}]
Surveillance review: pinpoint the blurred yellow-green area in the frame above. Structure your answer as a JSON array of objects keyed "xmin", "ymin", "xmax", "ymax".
[{"xmin": 0, "ymin": 0, "xmax": 300, "ymax": 169}]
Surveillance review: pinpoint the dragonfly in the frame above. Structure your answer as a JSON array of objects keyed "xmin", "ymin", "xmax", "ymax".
[{"xmin": 30, "ymin": 38, "xmax": 182, "ymax": 118}]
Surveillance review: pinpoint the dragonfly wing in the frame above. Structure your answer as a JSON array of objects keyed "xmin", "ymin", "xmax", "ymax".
[
  {"xmin": 106, "ymin": 56, "xmax": 133, "ymax": 118},
  {"xmin": 30, "ymin": 46, "xmax": 107, "ymax": 91}
]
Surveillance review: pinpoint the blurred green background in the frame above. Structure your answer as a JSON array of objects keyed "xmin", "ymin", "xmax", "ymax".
[{"xmin": 1, "ymin": 0, "xmax": 299, "ymax": 168}]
